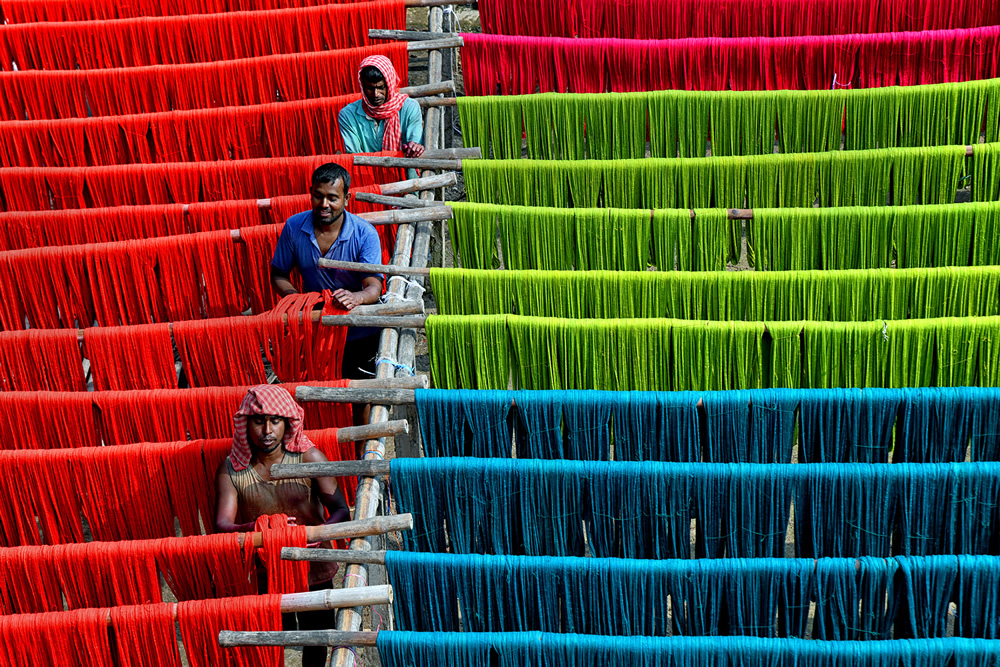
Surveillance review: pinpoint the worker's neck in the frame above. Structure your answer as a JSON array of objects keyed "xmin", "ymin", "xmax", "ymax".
[
  {"xmin": 252, "ymin": 444, "xmax": 286, "ymax": 469},
  {"xmin": 314, "ymin": 211, "xmax": 346, "ymax": 236}
]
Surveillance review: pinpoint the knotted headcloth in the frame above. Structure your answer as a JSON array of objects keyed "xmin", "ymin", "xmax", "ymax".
[
  {"xmin": 358, "ymin": 55, "xmax": 409, "ymax": 151},
  {"xmin": 231, "ymin": 385, "xmax": 315, "ymax": 471}
]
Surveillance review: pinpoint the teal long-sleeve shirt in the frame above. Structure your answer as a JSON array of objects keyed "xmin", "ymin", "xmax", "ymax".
[{"xmin": 338, "ymin": 98, "xmax": 424, "ymax": 153}]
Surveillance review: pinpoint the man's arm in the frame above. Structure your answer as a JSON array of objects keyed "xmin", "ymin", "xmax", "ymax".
[
  {"xmin": 270, "ymin": 223, "xmax": 299, "ymax": 297},
  {"xmin": 214, "ymin": 459, "xmax": 256, "ymax": 533},
  {"xmin": 302, "ymin": 447, "xmax": 351, "ymax": 525},
  {"xmin": 332, "ymin": 275, "xmax": 382, "ymax": 310},
  {"xmin": 401, "ymin": 99, "xmax": 425, "ymax": 157},
  {"xmin": 338, "ymin": 106, "xmax": 364, "ymax": 154}
]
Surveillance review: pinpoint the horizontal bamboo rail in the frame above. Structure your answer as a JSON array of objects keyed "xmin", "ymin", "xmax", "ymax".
[
  {"xmin": 370, "ymin": 29, "xmax": 440, "ymax": 41},
  {"xmin": 379, "ymin": 171, "xmax": 457, "ymax": 195},
  {"xmin": 336, "ymin": 418, "xmax": 407, "ymax": 442},
  {"xmin": 404, "ymin": 0, "xmax": 473, "ymax": 6},
  {"xmin": 355, "ymin": 192, "xmax": 435, "ymax": 209},
  {"xmin": 348, "ymin": 375, "xmax": 428, "ymax": 390},
  {"xmin": 272, "ymin": 460, "xmax": 392, "ymax": 480},
  {"xmin": 418, "ymin": 147, "xmax": 481, "ymax": 160},
  {"xmin": 318, "ymin": 259, "xmax": 432, "ymax": 276},
  {"xmin": 297, "ymin": 386, "xmax": 417, "ymax": 406},
  {"xmin": 283, "ymin": 548, "xmax": 388, "ymax": 565},
  {"xmin": 398, "ymin": 80, "xmax": 455, "ymax": 97},
  {"xmin": 358, "ymin": 205, "xmax": 453, "ymax": 225},
  {"xmin": 415, "ymin": 97, "xmax": 459, "ymax": 108},
  {"xmin": 236, "ymin": 513, "xmax": 412, "ymax": 548},
  {"xmin": 353, "ymin": 155, "xmax": 463, "ymax": 171},
  {"xmin": 406, "ymin": 35, "xmax": 463, "ymax": 52},
  {"xmin": 319, "ymin": 314, "xmax": 428, "ymax": 329},
  {"xmin": 220, "ymin": 629, "xmax": 379, "ymax": 648}
]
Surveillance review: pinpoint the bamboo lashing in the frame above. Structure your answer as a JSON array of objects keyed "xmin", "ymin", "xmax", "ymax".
[
  {"xmin": 220, "ymin": 629, "xmax": 380, "ymax": 648},
  {"xmin": 297, "ymin": 386, "xmax": 417, "ymax": 406}
]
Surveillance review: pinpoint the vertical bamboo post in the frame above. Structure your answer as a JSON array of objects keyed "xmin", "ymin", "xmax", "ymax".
[{"xmin": 329, "ymin": 8, "xmax": 446, "ymax": 666}]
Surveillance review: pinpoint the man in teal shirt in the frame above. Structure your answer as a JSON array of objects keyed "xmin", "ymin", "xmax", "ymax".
[{"xmin": 339, "ymin": 55, "xmax": 425, "ymax": 158}]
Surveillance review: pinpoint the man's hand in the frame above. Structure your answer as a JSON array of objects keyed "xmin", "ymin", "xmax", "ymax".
[
  {"xmin": 332, "ymin": 288, "xmax": 364, "ymax": 310},
  {"xmin": 403, "ymin": 141, "xmax": 425, "ymax": 158}
]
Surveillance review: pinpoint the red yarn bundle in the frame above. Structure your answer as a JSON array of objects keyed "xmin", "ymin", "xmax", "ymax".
[
  {"xmin": 250, "ymin": 514, "xmax": 309, "ymax": 594},
  {"xmin": 478, "ymin": 0, "xmax": 1000, "ymax": 38},
  {"xmin": 2, "ymin": 0, "xmax": 367, "ymax": 22},
  {"xmin": 461, "ymin": 27, "xmax": 1000, "ymax": 95},
  {"xmin": 0, "ymin": 44, "xmax": 409, "ymax": 120},
  {"xmin": 0, "ymin": 1, "xmax": 406, "ymax": 70}
]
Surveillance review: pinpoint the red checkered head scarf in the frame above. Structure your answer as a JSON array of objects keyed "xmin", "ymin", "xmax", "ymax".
[
  {"xmin": 230, "ymin": 385, "xmax": 315, "ymax": 471},
  {"xmin": 358, "ymin": 55, "xmax": 409, "ymax": 151}
]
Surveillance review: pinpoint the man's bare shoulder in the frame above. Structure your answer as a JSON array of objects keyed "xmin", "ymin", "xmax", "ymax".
[{"xmin": 300, "ymin": 447, "xmax": 330, "ymax": 464}]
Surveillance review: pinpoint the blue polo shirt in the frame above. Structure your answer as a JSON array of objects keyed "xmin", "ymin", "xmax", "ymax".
[{"xmin": 271, "ymin": 209, "xmax": 384, "ymax": 340}]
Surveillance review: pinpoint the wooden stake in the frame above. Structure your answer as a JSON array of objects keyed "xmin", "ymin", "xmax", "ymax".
[
  {"xmin": 405, "ymin": 35, "xmax": 463, "ymax": 52},
  {"xmin": 297, "ymin": 386, "xmax": 417, "ymax": 406},
  {"xmin": 318, "ymin": 259, "xmax": 431, "ymax": 277},
  {"xmin": 336, "ymin": 419, "xmax": 408, "ymax": 442},
  {"xmin": 271, "ymin": 460, "xmax": 391, "ymax": 480},
  {"xmin": 220, "ymin": 630, "xmax": 378, "ymax": 648},
  {"xmin": 282, "ymin": 548, "xmax": 388, "ymax": 565}
]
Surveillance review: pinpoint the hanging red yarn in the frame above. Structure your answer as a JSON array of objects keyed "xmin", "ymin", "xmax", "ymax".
[
  {"xmin": 0, "ymin": 1, "xmax": 406, "ymax": 70},
  {"xmin": 249, "ymin": 514, "xmax": 309, "ymax": 594},
  {"xmin": 0, "ymin": 153, "xmax": 397, "ymax": 211},
  {"xmin": 460, "ymin": 27, "xmax": 1000, "ymax": 95},
  {"xmin": 178, "ymin": 595, "xmax": 284, "ymax": 667},
  {"xmin": 2, "ymin": 0, "xmax": 370, "ymax": 23},
  {"xmin": 478, "ymin": 0, "xmax": 1000, "ymax": 38},
  {"xmin": 0, "ymin": 204, "xmax": 188, "ymax": 251},
  {"xmin": 0, "ymin": 607, "xmax": 114, "ymax": 666},
  {"xmin": 0, "ymin": 330, "xmax": 86, "ymax": 390},
  {"xmin": 0, "ymin": 391, "xmax": 98, "ymax": 448},
  {"xmin": 0, "ymin": 95, "xmax": 362, "ymax": 167},
  {"xmin": 270, "ymin": 292, "xmax": 349, "ymax": 383},
  {"xmin": 0, "ymin": 45, "xmax": 409, "ymax": 121},
  {"xmin": 84, "ymin": 323, "xmax": 177, "ymax": 391},
  {"xmin": 109, "ymin": 604, "xmax": 182, "ymax": 667}
]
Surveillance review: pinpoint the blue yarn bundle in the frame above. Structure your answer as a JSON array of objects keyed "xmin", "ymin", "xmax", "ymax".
[
  {"xmin": 391, "ymin": 458, "xmax": 1000, "ymax": 559},
  {"xmin": 384, "ymin": 553, "xmax": 1000, "ymax": 640},
  {"xmin": 377, "ymin": 633, "xmax": 1000, "ymax": 666},
  {"xmin": 414, "ymin": 387, "xmax": 1000, "ymax": 463}
]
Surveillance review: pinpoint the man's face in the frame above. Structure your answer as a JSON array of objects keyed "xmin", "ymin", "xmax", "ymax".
[
  {"xmin": 310, "ymin": 179, "xmax": 349, "ymax": 226},
  {"xmin": 362, "ymin": 77, "xmax": 388, "ymax": 106},
  {"xmin": 247, "ymin": 414, "xmax": 286, "ymax": 454}
]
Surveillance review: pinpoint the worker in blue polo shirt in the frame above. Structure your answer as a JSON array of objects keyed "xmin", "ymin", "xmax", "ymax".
[{"xmin": 271, "ymin": 162, "xmax": 384, "ymax": 382}]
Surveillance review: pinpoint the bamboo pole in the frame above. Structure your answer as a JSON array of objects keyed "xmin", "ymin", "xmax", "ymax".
[
  {"xmin": 347, "ymin": 376, "xmax": 428, "ymax": 390},
  {"xmin": 405, "ymin": 0, "xmax": 472, "ymax": 6},
  {"xmin": 352, "ymin": 155, "xmax": 463, "ymax": 170},
  {"xmin": 415, "ymin": 97, "xmax": 459, "ymax": 108},
  {"xmin": 358, "ymin": 206, "xmax": 453, "ymax": 225},
  {"xmin": 336, "ymin": 419, "xmax": 408, "ymax": 442},
  {"xmin": 370, "ymin": 29, "xmax": 439, "ymax": 41},
  {"xmin": 418, "ymin": 147, "xmax": 481, "ymax": 159},
  {"xmin": 379, "ymin": 171, "xmax": 457, "ymax": 195},
  {"xmin": 280, "ymin": 586, "xmax": 393, "ymax": 613},
  {"xmin": 398, "ymin": 79, "xmax": 455, "ymax": 97},
  {"xmin": 355, "ymin": 192, "xmax": 434, "ymax": 209},
  {"xmin": 320, "ymin": 314, "xmax": 427, "ymax": 329},
  {"xmin": 220, "ymin": 630, "xmax": 379, "ymax": 648},
  {"xmin": 318, "ymin": 259, "xmax": 432, "ymax": 276},
  {"xmin": 272, "ymin": 460, "xmax": 391, "ymax": 480},
  {"xmin": 298, "ymin": 386, "xmax": 417, "ymax": 406},
  {"xmin": 405, "ymin": 35, "xmax": 463, "ymax": 51},
  {"xmin": 283, "ymin": 548, "xmax": 388, "ymax": 565},
  {"xmin": 235, "ymin": 513, "xmax": 412, "ymax": 549}
]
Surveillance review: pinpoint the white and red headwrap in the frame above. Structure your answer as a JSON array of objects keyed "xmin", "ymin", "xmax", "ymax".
[
  {"xmin": 230, "ymin": 385, "xmax": 315, "ymax": 471},
  {"xmin": 359, "ymin": 55, "xmax": 408, "ymax": 151}
]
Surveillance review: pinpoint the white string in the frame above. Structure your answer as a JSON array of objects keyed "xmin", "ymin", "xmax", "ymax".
[
  {"xmin": 388, "ymin": 274, "xmax": 426, "ymax": 295},
  {"xmin": 442, "ymin": 5, "xmax": 462, "ymax": 33}
]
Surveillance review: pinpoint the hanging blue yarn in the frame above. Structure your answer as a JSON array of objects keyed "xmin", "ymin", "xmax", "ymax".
[
  {"xmin": 414, "ymin": 387, "xmax": 1000, "ymax": 463},
  {"xmin": 390, "ymin": 459, "xmax": 1000, "ymax": 559},
  {"xmin": 377, "ymin": 632, "xmax": 1000, "ymax": 667}
]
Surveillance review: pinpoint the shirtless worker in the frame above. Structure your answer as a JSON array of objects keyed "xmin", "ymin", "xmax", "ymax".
[{"xmin": 215, "ymin": 385, "xmax": 351, "ymax": 667}]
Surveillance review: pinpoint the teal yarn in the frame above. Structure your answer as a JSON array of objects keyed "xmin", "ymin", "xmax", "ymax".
[
  {"xmin": 378, "ymin": 633, "xmax": 1000, "ymax": 666},
  {"xmin": 383, "ymin": 553, "xmax": 1000, "ymax": 640},
  {"xmin": 414, "ymin": 388, "xmax": 1000, "ymax": 463},
  {"xmin": 390, "ymin": 458, "xmax": 1000, "ymax": 559}
]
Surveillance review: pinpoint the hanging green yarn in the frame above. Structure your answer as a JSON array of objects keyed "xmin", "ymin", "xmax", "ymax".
[
  {"xmin": 429, "ymin": 266, "xmax": 1000, "ymax": 322},
  {"xmin": 462, "ymin": 144, "xmax": 974, "ymax": 209},
  {"xmin": 458, "ymin": 79, "xmax": 999, "ymax": 160},
  {"xmin": 425, "ymin": 315, "xmax": 1000, "ymax": 391},
  {"xmin": 974, "ymin": 143, "xmax": 1000, "ymax": 203}
]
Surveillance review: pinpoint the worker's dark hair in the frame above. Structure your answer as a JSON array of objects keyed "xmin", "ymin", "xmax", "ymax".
[
  {"xmin": 311, "ymin": 162, "xmax": 351, "ymax": 193},
  {"xmin": 360, "ymin": 65, "xmax": 386, "ymax": 85}
]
